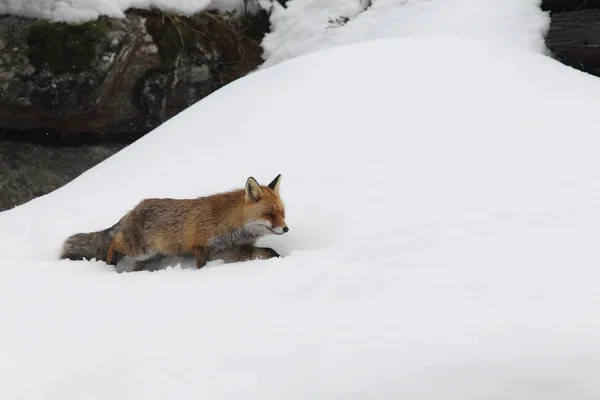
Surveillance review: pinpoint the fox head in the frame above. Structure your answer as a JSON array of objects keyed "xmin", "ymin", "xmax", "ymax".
[{"xmin": 243, "ymin": 174, "xmax": 288, "ymax": 236}]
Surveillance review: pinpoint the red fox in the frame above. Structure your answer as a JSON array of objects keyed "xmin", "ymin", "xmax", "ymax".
[{"xmin": 60, "ymin": 174, "xmax": 288, "ymax": 271}]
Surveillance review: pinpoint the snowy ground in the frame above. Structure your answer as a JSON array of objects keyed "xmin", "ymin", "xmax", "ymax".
[
  {"xmin": 3, "ymin": 0, "xmax": 600, "ymax": 398},
  {"xmin": 1, "ymin": 35, "xmax": 600, "ymax": 398},
  {"xmin": 260, "ymin": 0, "xmax": 550, "ymax": 67}
]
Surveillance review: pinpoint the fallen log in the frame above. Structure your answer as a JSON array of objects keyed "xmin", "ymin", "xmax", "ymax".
[
  {"xmin": 542, "ymin": 0, "xmax": 600, "ymax": 13},
  {"xmin": 545, "ymin": 9, "xmax": 600, "ymax": 77}
]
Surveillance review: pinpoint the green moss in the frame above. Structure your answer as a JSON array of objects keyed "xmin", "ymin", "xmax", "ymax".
[{"xmin": 27, "ymin": 19, "xmax": 110, "ymax": 74}]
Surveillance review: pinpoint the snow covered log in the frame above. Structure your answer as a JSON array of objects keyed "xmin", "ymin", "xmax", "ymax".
[
  {"xmin": 545, "ymin": 9, "xmax": 600, "ymax": 77},
  {"xmin": 0, "ymin": 10, "xmax": 268, "ymax": 136}
]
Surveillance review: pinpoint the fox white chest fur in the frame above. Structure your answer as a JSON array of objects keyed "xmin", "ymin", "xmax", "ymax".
[{"xmin": 208, "ymin": 221, "xmax": 272, "ymax": 251}]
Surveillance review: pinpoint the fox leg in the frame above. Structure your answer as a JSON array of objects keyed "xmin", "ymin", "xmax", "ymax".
[
  {"xmin": 132, "ymin": 255, "xmax": 164, "ymax": 272},
  {"xmin": 253, "ymin": 246, "xmax": 281, "ymax": 259},
  {"xmin": 213, "ymin": 245, "xmax": 253, "ymax": 263},
  {"xmin": 106, "ymin": 238, "xmax": 121, "ymax": 266},
  {"xmin": 194, "ymin": 246, "xmax": 210, "ymax": 269},
  {"xmin": 250, "ymin": 246, "xmax": 281, "ymax": 260},
  {"xmin": 211, "ymin": 245, "xmax": 281, "ymax": 264},
  {"xmin": 241, "ymin": 245, "xmax": 281, "ymax": 260}
]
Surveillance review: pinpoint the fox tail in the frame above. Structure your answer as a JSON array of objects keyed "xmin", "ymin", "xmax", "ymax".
[{"xmin": 60, "ymin": 222, "xmax": 120, "ymax": 262}]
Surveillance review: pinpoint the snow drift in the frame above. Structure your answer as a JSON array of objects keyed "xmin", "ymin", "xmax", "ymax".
[
  {"xmin": 1, "ymin": 35, "xmax": 600, "ymax": 398},
  {"xmin": 261, "ymin": 0, "xmax": 550, "ymax": 67}
]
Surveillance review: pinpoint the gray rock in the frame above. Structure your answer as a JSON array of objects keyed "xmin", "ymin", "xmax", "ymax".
[
  {"xmin": 0, "ymin": 139, "xmax": 125, "ymax": 211},
  {"xmin": 0, "ymin": 9, "xmax": 268, "ymax": 135}
]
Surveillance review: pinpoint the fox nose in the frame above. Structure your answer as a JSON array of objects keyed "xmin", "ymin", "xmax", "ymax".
[{"xmin": 282, "ymin": 226, "xmax": 289, "ymax": 233}]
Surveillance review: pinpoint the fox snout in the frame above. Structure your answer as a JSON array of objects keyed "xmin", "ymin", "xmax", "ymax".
[{"xmin": 272, "ymin": 225, "xmax": 289, "ymax": 235}]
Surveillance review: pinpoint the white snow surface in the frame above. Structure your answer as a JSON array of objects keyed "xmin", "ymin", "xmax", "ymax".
[
  {"xmin": 0, "ymin": 0, "xmax": 254, "ymax": 23},
  {"xmin": 261, "ymin": 0, "xmax": 550, "ymax": 67},
  {"xmin": 2, "ymin": 35, "xmax": 600, "ymax": 398},
  {"xmin": 0, "ymin": 0, "xmax": 549, "ymax": 67}
]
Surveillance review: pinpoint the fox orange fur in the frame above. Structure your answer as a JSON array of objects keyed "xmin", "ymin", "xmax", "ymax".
[{"xmin": 60, "ymin": 175, "xmax": 288, "ymax": 271}]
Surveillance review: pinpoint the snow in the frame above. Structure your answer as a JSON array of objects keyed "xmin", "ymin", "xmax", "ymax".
[
  {"xmin": 3, "ymin": 0, "xmax": 600, "ymax": 396},
  {"xmin": 0, "ymin": 0, "xmax": 256, "ymax": 23},
  {"xmin": 0, "ymin": 0, "xmax": 550, "ymax": 71},
  {"xmin": 2, "ymin": 34, "xmax": 600, "ymax": 397},
  {"xmin": 261, "ymin": 0, "xmax": 550, "ymax": 67}
]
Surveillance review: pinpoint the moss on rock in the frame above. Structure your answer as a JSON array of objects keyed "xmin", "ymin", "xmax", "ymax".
[
  {"xmin": 144, "ymin": 13, "xmax": 194, "ymax": 64},
  {"xmin": 27, "ymin": 19, "xmax": 110, "ymax": 73},
  {"xmin": 143, "ymin": 9, "xmax": 269, "ymax": 81}
]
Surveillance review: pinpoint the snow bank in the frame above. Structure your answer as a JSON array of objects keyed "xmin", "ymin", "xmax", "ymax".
[
  {"xmin": 0, "ymin": 0, "xmax": 550, "ymax": 73},
  {"xmin": 0, "ymin": 35, "xmax": 600, "ymax": 398},
  {"xmin": 0, "ymin": 0, "xmax": 255, "ymax": 23},
  {"xmin": 261, "ymin": 0, "xmax": 550, "ymax": 67}
]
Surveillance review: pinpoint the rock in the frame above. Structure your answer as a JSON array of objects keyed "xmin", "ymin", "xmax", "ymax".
[
  {"xmin": 0, "ymin": 9, "xmax": 269, "ymax": 136},
  {"xmin": 0, "ymin": 139, "xmax": 125, "ymax": 211}
]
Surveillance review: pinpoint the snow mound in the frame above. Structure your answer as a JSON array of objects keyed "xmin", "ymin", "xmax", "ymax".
[
  {"xmin": 261, "ymin": 0, "xmax": 550, "ymax": 67},
  {"xmin": 0, "ymin": 0, "xmax": 550, "ymax": 71},
  {"xmin": 1, "ymin": 36, "xmax": 600, "ymax": 398}
]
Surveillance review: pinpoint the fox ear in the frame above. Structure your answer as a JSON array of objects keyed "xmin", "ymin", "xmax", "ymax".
[
  {"xmin": 267, "ymin": 174, "xmax": 282, "ymax": 194},
  {"xmin": 245, "ymin": 176, "xmax": 263, "ymax": 202}
]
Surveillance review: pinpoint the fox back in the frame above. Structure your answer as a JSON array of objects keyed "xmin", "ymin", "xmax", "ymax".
[
  {"xmin": 61, "ymin": 174, "xmax": 288, "ymax": 271},
  {"xmin": 113, "ymin": 174, "xmax": 288, "ymax": 258}
]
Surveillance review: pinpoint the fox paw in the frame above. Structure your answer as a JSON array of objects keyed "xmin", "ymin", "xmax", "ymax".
[{"xmin": 264, "ymin": 247, "xmax": 281, "ymax": 258}]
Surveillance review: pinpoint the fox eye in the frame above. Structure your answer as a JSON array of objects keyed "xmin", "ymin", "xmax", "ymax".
[{"xmin": 266, "ymin": 212, "xmax": 275, "ymax": 219}]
